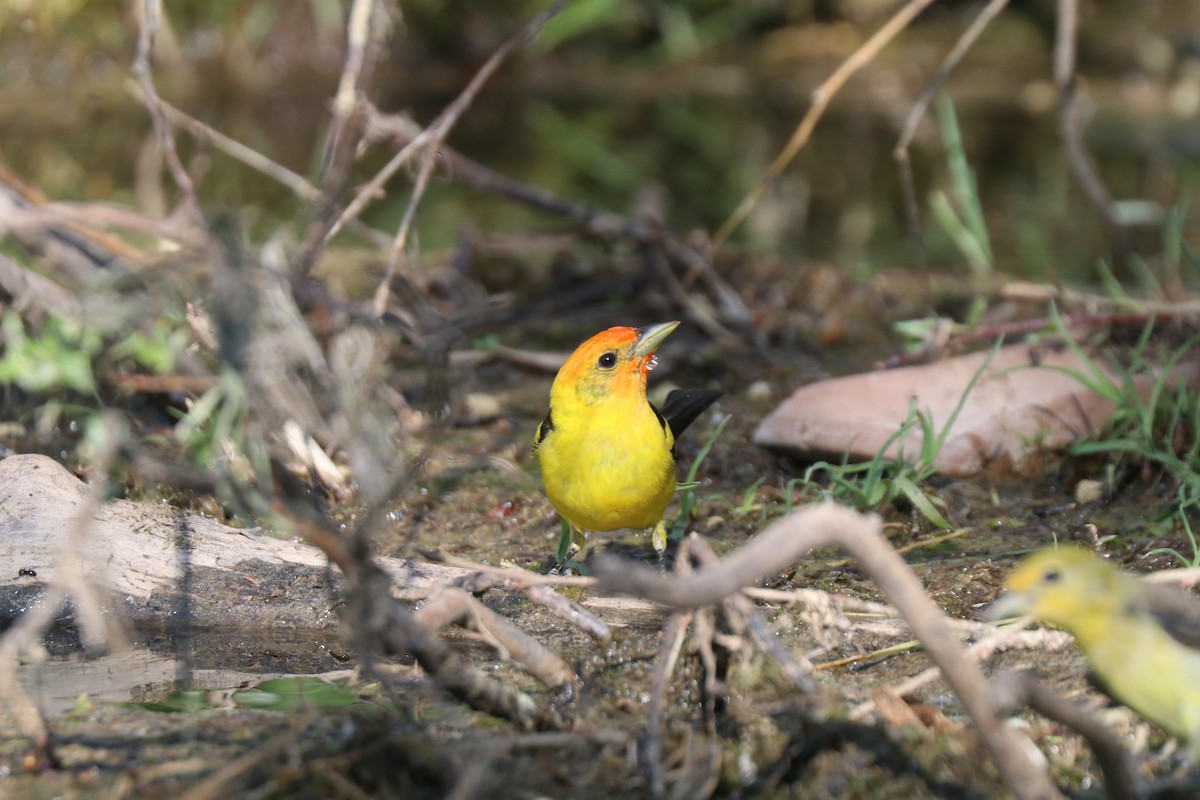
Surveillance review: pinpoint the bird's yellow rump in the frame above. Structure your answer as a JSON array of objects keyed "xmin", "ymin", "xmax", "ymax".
[
  {"xmin": 989, "ymin": 546, "xmax": 1200, "ymax": 754},
  {"xmin": 533, "ymin": 322, "xmax": 721, "ymax": 572}
]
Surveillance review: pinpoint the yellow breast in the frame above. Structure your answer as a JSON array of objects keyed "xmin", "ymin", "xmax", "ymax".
[{"xmin": 536, "ymin": 395, "xmax": 676, "ymax": 532}]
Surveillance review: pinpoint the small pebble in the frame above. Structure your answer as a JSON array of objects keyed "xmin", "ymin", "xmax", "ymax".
[
  {"xmin": 745, "ymin": 380, "xmax": 772, "ymax": 402},
  {"xmin": 1074, "ymin": 479, "xmax": 1104, "ymax": 505}
]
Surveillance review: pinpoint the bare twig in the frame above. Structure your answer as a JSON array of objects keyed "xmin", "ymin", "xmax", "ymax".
[
  {"xmin": 992, "ymin": 670, "xmax": 1144, "ymax": 800},
  {"xmin": 429, "ymin": 551, "xmax": 597, "ymax": 589},
  {"xmin": 277, "ymin": 505, "xmax": 565, "ymax": 731},
  {"xmin": 593, "ymin": 503, "xmax": 1062, "ymax": 800},
  {"xmin": 414, "ymin": 587, "xmax": 578, "ymax": 691},
  {"xmin": 688, "ymin": 534, "xmax": 817, "ymax": 695},
  {"xmin": 131, "ymin": 0, "xmax": 199, "ymax": 217},
  {"xmin": 0, "ymin": 584, "xmax": 64, "ymax": 765},
  {"xmin": 0, "ymin": 252, "xmax": 81, "ymax": 323},
  {"xmin": 367, "ymin": 2, "xmax": 567, "ymax": 316},
  {"xmin": 525, "ymin": 585, "xmax": 612, "ymax": 644},
  {"xmin": 846, "ymin": 617, "xmax": 1058, "ymax": 720},
  {"xmin": 58, "ymin": 411, "xmax": 130, "ymax": 653},
  {"xmin": 321, "ymin": 0, "xmax": 383, "ymax": 183},
  {"xmin": 713, "ymin": 0, "xmax": 938, "ymax": 246},
  {"xmin": 10, "ymin": 199, "xmax": 207, "ymax": 253},
  {"xmin": 893, "ymin": 0, "xmax": 1012, "ymax": 269},
  {"xmin": 374, "ymin": 150, "xmax": 438, "ymax": 316},
  {"xmin": 1054, "ymin": 0, "xmax": 1131, "ymax": 260},
  {"xmin": 0, "ymin": 413, "xmax": 129, "ymax": 768},
  {"xmin": 150, "ymin": 93, "xmax": 319, "ymax": 202},
  {"xmin": 364, "ymin": 106, "xmax": 750, "ymax": 338},
  {"xmin": 642, "ymin": 609, "xmax": 694, "ymax": 798},
  {"xmin": 327, "ymin": 1, "xmax": 567, "ymax": 248}
]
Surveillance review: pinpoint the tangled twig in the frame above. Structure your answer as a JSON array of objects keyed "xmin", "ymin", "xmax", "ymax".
[{"xmin": 593, "ymin": 503, "xmax": 1062, "ymax": 800}]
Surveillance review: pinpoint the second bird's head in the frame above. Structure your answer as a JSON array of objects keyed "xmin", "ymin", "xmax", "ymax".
[{"xmin": 553, "ymin": 321, "xmax": 680, "ymax": 404}]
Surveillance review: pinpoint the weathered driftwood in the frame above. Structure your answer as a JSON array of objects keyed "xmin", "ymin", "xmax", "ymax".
[{"xmin": 0, "ymin": 453, "xmax": 469, "ymax": 631}]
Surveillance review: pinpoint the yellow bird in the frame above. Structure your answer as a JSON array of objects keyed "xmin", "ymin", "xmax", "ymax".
[
  {"xmin": 533, "ymin": 321, "xmax": 722, "ymax": 573},
  {"xmin": 989, "ymin": 546, "xmax": 1200, "ymax": 755}
]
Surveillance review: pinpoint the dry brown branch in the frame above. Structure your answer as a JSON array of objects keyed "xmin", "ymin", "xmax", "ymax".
[
  {"xmin": 846, "ymin": 617, "xmax": 1061, "ymax": 721},
  {"xmin": 276, "ymin": 505, "xmax": 565, "ymax": 731},
  {"xmin": 127, "ymin": 89, "xmax": 397, "ymax": 262},
  {"xmin": 713, "ymin": 0, "xmax": 938, "ymax": 246},
  {"xmin": 0, "ymin": 252, "xmax": 81, "ymax": 323},
  {"xmin": 687, "ymin": 534, "xmax": 818, "ymax": 695},
  {"xmin": 132, "ymin": 0, "xmax": 199, "ymax": 217},
  {"xmin": 429, "ymin": 551, "xmax": 597, "ymax": 589},
  {"xmin": 991, "ymin": 670, "xmax": 1144, "ymax": 800},
  {"xmin": 643, "ymin": 609, "xmax": 694, "ymax": 798},
  {"xmin": 524, "ymin": 585, "xmax": 612, "ymax": 644},
  {"xmin": 1054, "ymin": 0, "xmax": 1131, "ymax": 261},
  {"xmin": 54, "ymin": 413, "xmax": 130, "ymax": 653},
  {"xmin": 362, "ymin": 106, "xmax": 750, "ymax": 339},
  {"xmin": 363, "ymin": 1, "xmax": 567, "ymax": 316},
  {"xmin": 374, "ymin": 570, "xmax": 564, "ymax": 730},
  {"xmin": 149, "ymin": 93, "xmax": 319, "ymax": 203},
  {"xmin": 893, "ymin": 0, "xmax": 1012, "ymax": 268},
  {"xmin": 0, "ymin": 583, "xmax": 63, "ymax": 765},
  {"xmin": 375, "ymin": 149, "xmax": 438, "ymax": 316},
  {"xmin": 321, "ymin": 0, "xmax": 385, "ymax": 184},
  {"xmin": 327, "ymin": 1, "xmax": 566, "ymax": 248},
  {"xmin": 414, "ymin": 587, "xmax": 577, "ymax": 691},
  {"xmin": 27, "ymin": 201, "xmax": 206, "ymax": 252},
  {"xmin": 593, "ymin": 503, "xmax": 1062, "ymax": 800}
]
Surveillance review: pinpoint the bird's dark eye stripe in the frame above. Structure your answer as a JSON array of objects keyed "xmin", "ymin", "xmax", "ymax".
[{"xmin": 598, "ymin": 352, "xmax": 617, "ymax": 368}]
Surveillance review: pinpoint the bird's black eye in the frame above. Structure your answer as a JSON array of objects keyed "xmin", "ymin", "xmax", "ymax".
[
  {"xmin": 598, "ymin": 352, "xmax": 617, "ymax": 369},
  {"xmin": 1043, "ymin": 569, "xmax": 1060, "ymax": 584}
]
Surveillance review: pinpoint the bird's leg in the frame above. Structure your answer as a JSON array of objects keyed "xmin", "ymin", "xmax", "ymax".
[
  {"xmin": 652, "ymin": 520, "xmax": 669, "ymax": 572},
  {"xmin": 548, "ymin": 524, "xmax": 588, "ymax": 576}
]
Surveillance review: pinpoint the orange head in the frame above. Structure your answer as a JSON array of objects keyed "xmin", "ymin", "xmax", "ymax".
[{"xmin": 551, "ymin": 321, "xmax": 679, "ymax": 407}]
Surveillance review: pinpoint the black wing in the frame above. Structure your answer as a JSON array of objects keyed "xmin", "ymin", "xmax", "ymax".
[
  {"xmin": 534, "ymin": 410, "xmax": 554, "ymax": 448},
  {"xmin": 658, "ymin": 388, "xmax": 723, "ymax": 440}
]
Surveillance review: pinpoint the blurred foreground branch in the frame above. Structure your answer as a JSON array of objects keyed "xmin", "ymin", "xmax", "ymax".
[{"xmin": 593, "ymin": 503, "xmax": 1062, "ymax": 800}]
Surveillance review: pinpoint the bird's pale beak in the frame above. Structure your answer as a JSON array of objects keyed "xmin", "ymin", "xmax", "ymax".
[
  {"xmin": 984, "ymin": 590, "xmax": 1029, "ymax": 622},
  {"xmin": 633, "ymin": 321, "xmax": 680, "ymax": 359}
]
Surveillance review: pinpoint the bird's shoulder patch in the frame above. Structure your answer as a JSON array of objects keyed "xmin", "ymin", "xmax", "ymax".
[{"xmin": 534, "ymin": 410, "xmax": 554, "ymax": 447}]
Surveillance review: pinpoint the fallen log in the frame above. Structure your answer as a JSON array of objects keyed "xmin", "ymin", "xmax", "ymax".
[{"xmin": 0, "ymin": 453, "xmax": 469, "ymax": 632}]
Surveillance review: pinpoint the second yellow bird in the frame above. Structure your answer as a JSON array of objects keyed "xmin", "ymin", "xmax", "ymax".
[
  {"xmin": 533, "ymin": 321, "xmax": 721, "ymax": 572},
  {"xmin": 990, "ymin": 546, "xmax": 1200, "ymax": 756}
]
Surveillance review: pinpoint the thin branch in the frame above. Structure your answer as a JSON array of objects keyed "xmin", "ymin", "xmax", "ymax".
[
  {"xmin": 374, "ymin": 150, "xmax": 437, "ymax": 316},
  {"xmin": 149, "ymin": 91, "xmax": 319, "ymax": 202},
  {"xmin": 414, "ymin": 587, "xmax": 578, "ymax": 691},
  {"xmin": 126, "ymin": 90, "xmax": 394, "ymax": 250},
  {"xmin": 991, "ymin": 670, "xmax": 1144, "ymax": 800},
  {"xmin": 326, "ymin": 1, "xmax": 568, "ymax": 247},
  {"xmin": 713, "ymin": 0, "xmax": 938, "ymax": 247},
  {"xmin": 1054, "ymin": 0, "xmax": 1132, "ymax": 259},
  {"xmin": 593, "ymin": 503, "xmax": 1062, "ymax": 800},
  {"xmin": 131, "ymin": 0, "xmax": 199, "ymax": 217},
  {"xmin": 893, "ymin": 0, "xmax": 1012, "ymax": 269},
  {"xmin": 687, "ymin": 534, "xmax": 818, "ymax": 695},
  {"xmin": 642, "ymin": 609, "xmax": 693, "ymax": 798},
  {"xmin": 364, "ymin": 107, "xmax": 749, "ymax": 338},
  {"xmin": 321, "ymin": 0, "xmax": 382, "ymax": 184}
]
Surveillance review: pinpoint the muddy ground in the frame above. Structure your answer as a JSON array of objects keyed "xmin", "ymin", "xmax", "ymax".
[{"xmin": 2, "ymin": 260, "xmax": 1198, "ymax": 800}]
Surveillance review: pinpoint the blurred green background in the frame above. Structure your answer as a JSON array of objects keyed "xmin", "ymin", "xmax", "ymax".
[{"xmin": 2, "ymin": 0, "xmax": 1197, "ymax": 281}]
